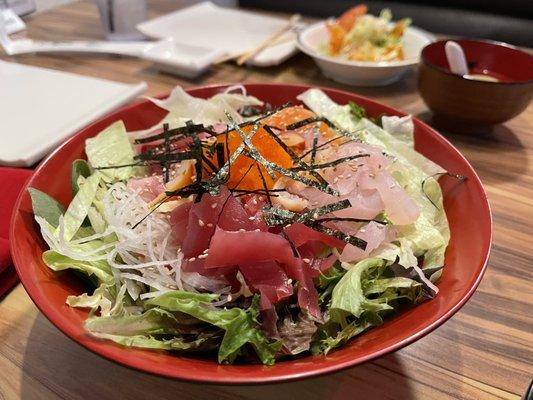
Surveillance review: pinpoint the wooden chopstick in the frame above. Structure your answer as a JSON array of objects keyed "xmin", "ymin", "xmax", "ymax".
[
  {"xmin": 232, "ymin": 14, "xmax": 301, "ymax": 66},
  {"xmin": 213, "ymin": 35, "xmax": 295, "ymax": 65}
]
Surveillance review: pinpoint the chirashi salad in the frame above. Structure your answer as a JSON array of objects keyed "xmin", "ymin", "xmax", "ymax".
[{"xmin": 30, "ymin": 86, "xmax": 460, "ymax": 365}]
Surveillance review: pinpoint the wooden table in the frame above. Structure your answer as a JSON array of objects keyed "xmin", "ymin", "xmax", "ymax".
[{"xmin": 1, "ymin": 1, "xmax": 532, "ymax": 399}]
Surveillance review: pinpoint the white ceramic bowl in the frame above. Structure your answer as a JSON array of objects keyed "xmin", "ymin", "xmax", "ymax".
[{"xmin": 297, "ymin": 21, "xmax": 434, "ymax": 86}]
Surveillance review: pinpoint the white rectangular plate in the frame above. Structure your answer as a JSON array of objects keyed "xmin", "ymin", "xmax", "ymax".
[
  {"xmin": 137, "ymin": 1, "xmax": 300, "ymax": 67},
  {"xmin": 0, "ymin": 60, "xmax": 146, "ymax": 167}
]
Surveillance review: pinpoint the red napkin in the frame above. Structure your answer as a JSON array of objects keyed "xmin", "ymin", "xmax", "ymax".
[{"xmin": 0, "ymin": 167, "xmax": 33, "ymax": 298}]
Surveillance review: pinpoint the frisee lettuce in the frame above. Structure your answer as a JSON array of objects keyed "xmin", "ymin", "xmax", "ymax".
[{"xmin": 147, "ymin": 292, "xmax": 281, "ymax": 364}]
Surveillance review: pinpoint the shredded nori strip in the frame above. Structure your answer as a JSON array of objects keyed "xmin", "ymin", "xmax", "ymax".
[
  {"xmin": 255, "ymin": 163, "xmax": 273, "ymax": 206},
  {"xmin": 290, "ymin": 154, "xmax": 370, "ymax": 172},
  {"xmin": 162, "ymin": 123, "xmax": 171, "ymax": 183},
  {"xmin": 239, "ymin": 103, "xmax": 273, "ymax": 117},
  {"xmin": 286, "ymin": 117, "xmax": 324, "ymax": 131},
  {"xmin": 262, "ymin": 200, "xmax": 351, "ymax": 226},
  {"xmin": 316, "ymin": 217, "xmax": 387, "ymax": 225},
  {"xmin": 261, "ymin": 199, "xmax": 368, "ymax": 249},
  {"xmin": 287, "ymin": 116, "xmax": 363, "ymax": 140},
  {"xmin": 201, "ymin": 153, "xmax": 218, "ymax": 174},
  {"xmin": 108, "ymin": 105, "xmax": 375, "ymax": 251},
  {"xmin": 307, "ymin": 222, "xmax": 367, "ymax": 249},
  {"xmin": 202, "ymin": 121, "xmax": 260, "ymax": 195},
  {"xmin": 263, "ymin": 125, "xmax": 329, "ymax": 187},
  {"xmin": 237, "ymin": 102, "xmax": 291, "ymax": 129},
  {"xmin": 310, "ymin": 127, "xmax": 319, "ymax": 165},
  {"xmin": 228, "ymin": 115, "xmax": 339, "ymax": 196},
  {"xmin": 422, "ymin": 172, "xmax": 467, "ymax": 209},
  {"xmin": 299, "ymin": 135, "xmax": 349, "ymax": 160},
  {"xmin": 134, "ymin": 121, "xmax": 215, "ymax": 144},
  {"xmin": 215, "ymin": 143, "xmax": 225, "ymax": 168},
  {"xmin": 131, "ymin": 194, "xmax": 170, "ymax": 229},
  {"xmin": 93, "ymin": 161, "xmax": 144, "ymax": 170}
]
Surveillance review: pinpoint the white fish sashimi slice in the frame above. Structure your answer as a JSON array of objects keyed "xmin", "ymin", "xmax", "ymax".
[{"xmin": 340, "ymin": 222, "xmax": 397, "ymax": 263}]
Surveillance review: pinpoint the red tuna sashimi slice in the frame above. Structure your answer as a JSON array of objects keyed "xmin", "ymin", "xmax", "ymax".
[
  {"xmin": 284, "ymin": 223, "xmax": 345, "ymax": 249},
  {"xmin": 170, "ymin": 201, "xmax": 193, "ymax": 246},
  {"xmin": 206, "ymin": 228, "xmax": 321, "ymax": 318},
  {"xmin": 239, "ymin": 261, "xmax": 293, "ymax": 303},
  {"xmin": 205, "ymin": 228, "xmax": 299, "ymax": 269},
  {"xmin": 178, "ymin": 186, "xmax": 265, "ymax": 257}
]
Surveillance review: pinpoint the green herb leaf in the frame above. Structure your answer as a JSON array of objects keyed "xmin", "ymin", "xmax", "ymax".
[
  {"xmin": 349, "ymin": 101, "xmax": 367, "ymax": 121},
  {"xmin": 28, "ymin": 187, "xmax": 65, "ymax": 228}
]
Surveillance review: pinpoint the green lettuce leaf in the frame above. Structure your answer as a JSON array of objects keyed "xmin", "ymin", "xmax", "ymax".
[
  {"xmin": 147, "ymin": 291, "xmax": 281, "ymax": 364},
  {"xmin": 331, "ymin": 259, "xmax": 393, "ymax": 320},
  {"xmin": 297, "ymin": 88, "xmax": 363, "ymax": 133},
  {"xmin": 85, "ymin": 308, "xmax": 182, "ymax": 336},
  {"xmin": 60, "ymin": 172, "xmax": 101, "ymax": 241},
  {"xmin": 313, "ymin": 256, "xmax": 424, "ymax": 355},
  {"xmin": 28, "ymin": 188, "xmax": 65, "ymax": 228},
  {"xmin": 146, "ymin": 86, "xmax": 263, "ymax": 126},
  {"xmin": 42, "ymin": 250, "xmax": 114, "ymax": 286},
  {"xmin": 87, "ymin": 333, "xmax": 212, "ymax": 351},
  {"xmin": 311, "ymin": 319, "xmax": 373, "ymax": 355},
  {"xmin": 85, "ymin": 307, "xmax": 219, "ymax": 351},
  {"xmin": 85, "ymin": 121, "xmax": 135, "ymax": 182},
  {"xmin": 66, "ymin": 283, "xmax": 114, "ymax": 315},
  {"xmin": 317, "ymin": 261, "xmax": 344, "ymax": 305},
  {"xmin": 71, "ymin": 159, "xmax": 92, "ymax": 195},
  {"xmin": 87, "ymin": 206, "xmax": 106, "ymax": 234}
]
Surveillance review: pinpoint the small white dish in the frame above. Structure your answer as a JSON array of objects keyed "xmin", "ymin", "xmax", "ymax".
[
  {"xmin": 0, "ymin": 22, "xmax": 223, "ymax": 79},
  {"xmin": 297, "ymin": 21, "xmax": 434, "ymax": 86},
  {"xmin": 137, "ymin": 1, "xmax": 301, "ymax": 67}
]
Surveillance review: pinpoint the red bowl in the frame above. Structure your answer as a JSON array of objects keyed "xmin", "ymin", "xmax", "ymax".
[{"xmin": 10, "ymin": 83, "xmax": 492, "ymax": 384}]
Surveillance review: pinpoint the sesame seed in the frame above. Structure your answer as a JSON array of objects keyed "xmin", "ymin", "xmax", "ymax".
[
  {"xmin": 198, "ymin": 219, "xmax": 205, "ymax": 227},
  {"xmin": 211, "ymin": 203, "xmax": 218, "ymax": 209},
  {"xmin": 338, "ymin": 174, "xmax": 344, "ymax": 179},
  {"xmin": 287, "ymin": 279, "xmax": 293, "ymax": 284},
  {"xmin": 188, "ymin": 257, "xmax": 196, "ymax": 262},
  {"xmin": 255, "ymin": 228, "xmax": 261, "ymax": 232},
  {"xmin": 347, "ymin": 173, "xmax": 352, "ymax": 178},
  {"xmin": 239, "ymin": 228, "xmax": 245, "ymax": 232},
  {"xmin": 207, "ymin": 223, "xmax": 213, "ymax": 227},
  {"xmin": 198, "ymin": 254, "xmax": 208, "ymax": 259},
  {"xmin": 333, "ymin": 177, "xmax": 339, "ymax": 183},
  {"xmin": 227, "ymin": 294, "xmax": 233, "ymax": 301},
  {"xmin": 248, "ymin": 216, "xmax": 255, "ymax": 220},
  {"xmin": 302, "ymin": 258, "xmax": 311, "ymax": 263}
]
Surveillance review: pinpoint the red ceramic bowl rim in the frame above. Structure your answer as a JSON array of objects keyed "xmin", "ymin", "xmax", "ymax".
[
  {"xmin": 421, "ymin": 38, "xmax": 533, "ymax": 86},
  {"xmin": 10, "ymin": 83, "xmax": 492, "ymax": 384}
]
